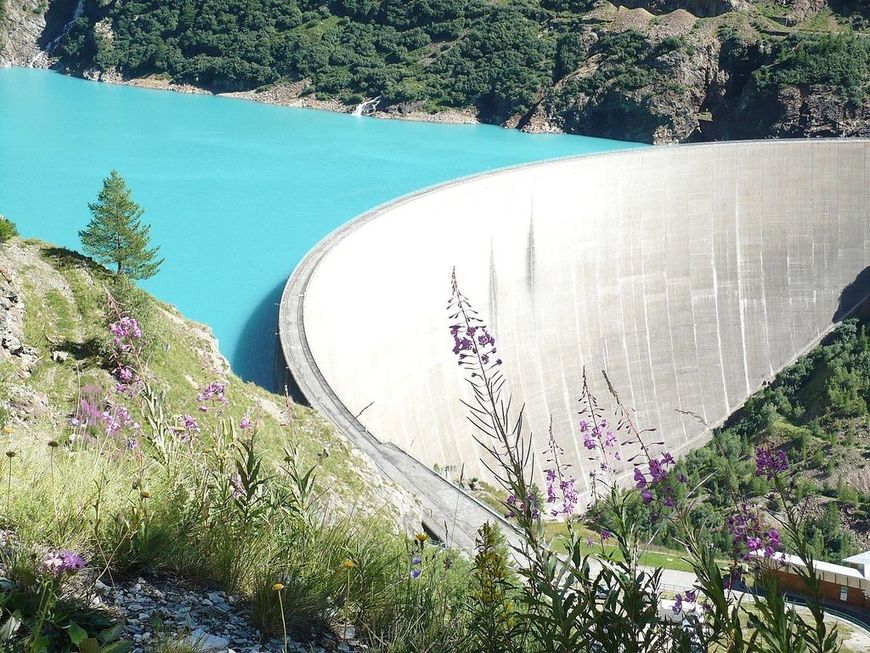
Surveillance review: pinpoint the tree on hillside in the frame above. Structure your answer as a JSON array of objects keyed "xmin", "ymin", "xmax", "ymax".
[{"xmin": 79, "ymin": 171, "xmax": 163, "ymax": 280}]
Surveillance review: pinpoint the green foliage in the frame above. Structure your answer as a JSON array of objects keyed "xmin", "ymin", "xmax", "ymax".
[
  {"xmin": 640, "ymin": 319, "xmax": 870, "ymax": 562},
  {"xmin": 463, "ymin": 523, "xmax": 520, "ymax": 653},
  {"xmin": 754, "ymin": 33, "xmax": 870, "ymax": 101},
  {"xmin": 53, "ymin": 0, "xmax": 867, "ymax": 126},
  {"xmin": 47, "ymin": 0, "xmax": 587, "ymax": 118},
  {"xmin": 447, "ymin": 274, "xmax": 843, "ymax": 653},
  {"xmin": 0, "ymin": 216, "xmax": 17, "ymax": 245},
  {"xmin": 79, "ymin": 171, "xmax": 163, "ymax": 280},
  {"xmin": 429, "ymin": 6, "xmax": 555, "ymax": 120}
]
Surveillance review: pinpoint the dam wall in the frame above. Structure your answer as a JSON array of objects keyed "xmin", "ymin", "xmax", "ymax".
[{"xmin": 280, "ymin": 140, "xmax": 869, "ymax": 501}]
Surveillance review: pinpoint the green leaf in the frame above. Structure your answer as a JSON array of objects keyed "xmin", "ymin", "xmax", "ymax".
[
  {"xmin": 99, "ymin": 623, "xmax": 125, "ymax": 644},
  {"xmin": 30, "ymin": 634, "xmax": 50, "ymax": 653},
  {"xmin": 79, "ymin": 637, "xmax": 102, "ymax": 653},
  {"xmin": 67, "ymin": 621, "xmax": 89, "ymax": 645},
  {"xmin": 0, "ymin": 611, "xmax": 21, "ymax": 641},
  {"xmin": 102, "ymin": 640, "xmax": 133, "ymax": 653}
]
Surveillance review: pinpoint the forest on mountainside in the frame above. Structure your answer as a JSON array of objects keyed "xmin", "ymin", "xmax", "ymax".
[{"xmin": 50, "ymin": 0, "xmax": 869, "ymax": 142}]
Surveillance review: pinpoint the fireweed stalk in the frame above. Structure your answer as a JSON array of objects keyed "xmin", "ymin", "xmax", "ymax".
[
  {"xmin": 448, "ymin": 271, "xmax": 674, "ymax": 651},
  {"xmin": 447, "ymin": 272, "xmax": 842, "ymax": 653}
]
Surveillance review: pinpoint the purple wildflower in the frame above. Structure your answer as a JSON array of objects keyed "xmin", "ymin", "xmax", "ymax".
[
  {"xmin": 103, "ymin": 404, "xmax": 139, "ymax": 437},
  {"xmin": 672, "ymin": 594, "xmax": 683, "ymax": 614},
  {"xmin": 634, "ymin": 467, "xmax": 648, "ymax": 489},
  {"xmin": 543, "ymin": 423, "xmax": 578, "ymax": 517},
  {"xmin": 410, "ymin": 569, "xmax": 421, "ymax": 579},
  {"xmin": 583, "ymin": 432, "xmax": 597, "ymax": 450},
  {"xmin": 447, "ymin": 272, "xmax": 500, "ymax": 371},
  {"xmin": 109, "ymin": 316, "xmax": 142, "ymax": 349},
  {"xmin": 43, "ymin": 550, "xmax": 86, "ymax": 575},
  {"xmin": 197, "ymin": 381, "xmax": 228, "ymax": 409},
  {"xmin": 755, "ymin": 446, "xmax": 789, "ymax": 480},
  {"xmin": 649, "ymin": 458, "xmax": 667, "ymax": 483}
]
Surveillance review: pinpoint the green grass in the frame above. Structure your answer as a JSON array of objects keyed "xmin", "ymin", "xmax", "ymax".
[
  {"xmin": 476, "ymin": 482, "xmax": 699, "ymax": 572},
  {"xmin": 541, "ymin": 521, "xmax": 699, "ymax": 572},
  {"xmin": 12, "ymin": 241, "xmax": 387, "ymax": 517}
]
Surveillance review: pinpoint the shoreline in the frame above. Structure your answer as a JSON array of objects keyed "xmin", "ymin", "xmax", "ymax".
[{"xmin": 80, "ymin": 68, "xmax": 484, "ymax": 127}]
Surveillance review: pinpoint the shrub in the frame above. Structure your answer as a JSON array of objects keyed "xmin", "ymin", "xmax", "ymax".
[
  {"xmin": 755, "ymin": 33, "xmax": 870, "ymax": 101},
  {"xmin": 0, "ymin": 216, "xmax": 17, "ymax": 244},
  {"xmin": 463, "ymin": 522, "xmax": 519, "ymax": 653}
]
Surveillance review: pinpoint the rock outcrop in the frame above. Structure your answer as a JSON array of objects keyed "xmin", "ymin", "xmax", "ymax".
[
  {"xmin": 518, "ymin": 2, "xmax": 868, "ymax": 143},
  {"xmin": 0, "ymin": 0, "xmax": 47, "ymax": 66},
  {"xmin": 704, "ymin": 81, "xmax": 870, "ymax": 140},
  {"xmin": 518, "ymin": 10, "xmax": 722, "ymax": 143}
]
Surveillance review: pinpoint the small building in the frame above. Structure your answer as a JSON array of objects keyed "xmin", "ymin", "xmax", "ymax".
[{"xmin": 750, "ymin": 550, "xmax": 870, "ymax": 610}]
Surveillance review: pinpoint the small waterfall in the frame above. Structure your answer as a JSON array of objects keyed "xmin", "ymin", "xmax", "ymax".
[
  {"xmin": 352, "ymin": 96, "xmax": 381, "ymax": 117},
  {"xmin": 32, "ymin": 0, "xmax": 86, "ymax": 65}
]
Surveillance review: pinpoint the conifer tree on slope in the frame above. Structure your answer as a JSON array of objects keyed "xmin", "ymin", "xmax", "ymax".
[{"xmin": 79, "ymin": 171, "xmax": 163, "ymax": 280}]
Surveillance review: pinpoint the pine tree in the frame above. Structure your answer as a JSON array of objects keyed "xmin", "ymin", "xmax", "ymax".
[{"xmin": 79, "ymin": 171, "xmax": 163, "ymax": 280}]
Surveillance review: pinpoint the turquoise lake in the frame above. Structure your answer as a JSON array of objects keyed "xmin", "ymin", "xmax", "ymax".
[{"xmin": 0, "ymin": 68, "xmax": 641, "ymax": 387}]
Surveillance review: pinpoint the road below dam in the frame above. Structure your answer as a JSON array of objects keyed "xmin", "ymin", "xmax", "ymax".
[{"xmin": 279, "ymin": 139, "xmax": 869, "ymax": 548}]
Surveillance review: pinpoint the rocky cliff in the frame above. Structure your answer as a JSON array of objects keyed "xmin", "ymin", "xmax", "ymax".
[{"xmin": 0, "ymin": 0, "xmax": 46, "ymax": 66}]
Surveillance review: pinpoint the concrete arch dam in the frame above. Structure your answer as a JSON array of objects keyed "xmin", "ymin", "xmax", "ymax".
[{"xmin": 279, "ymin": 139, "xmax": 869, "ymax": 539}]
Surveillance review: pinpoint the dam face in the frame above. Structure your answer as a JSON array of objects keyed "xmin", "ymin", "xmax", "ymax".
[{"xmin": 280, "ymin": 140, "xmax": 869, "ymax": 498}]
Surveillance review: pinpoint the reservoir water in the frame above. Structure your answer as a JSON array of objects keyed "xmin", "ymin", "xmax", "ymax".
[{"xmin": 0, "ymin": 68, "xmax": 642, "ymax": 387}]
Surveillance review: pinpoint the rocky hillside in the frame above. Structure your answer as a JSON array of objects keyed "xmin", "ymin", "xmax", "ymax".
[
  {"xmin": 1, "ymin": 0, "xmax": 867, "ymax": 143},
  {"xmin": 517, "ymin": 3, "xmax": 869, "ymax": 142},
  {"xmin": 0, "ymin": 0, "xmax": 46, "ymax": 65},
  {"xmin": 0, "ymin": 236, "xmax": 420, "ymax": 531}
]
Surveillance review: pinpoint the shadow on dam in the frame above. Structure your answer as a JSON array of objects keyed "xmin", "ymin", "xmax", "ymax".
[
  {"xmin": 233, "ymin": 279, "xmax": 286, "ymax": 392},
  {"xmin": 834, "ymin": 266, "xmax": 870, "ymax": 323}
]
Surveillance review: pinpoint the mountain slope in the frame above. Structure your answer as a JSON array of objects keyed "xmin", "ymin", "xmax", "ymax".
[
  {"xmin": 3, "ymin": 0, "xmax": 866, "ymax": 143},
  {"xmin": 0, "ymin": 237, "xmax": 420, "ymax": 530}
]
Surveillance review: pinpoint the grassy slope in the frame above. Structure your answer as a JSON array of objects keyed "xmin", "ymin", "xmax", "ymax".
[
  {"xmin": 0, "ymin": 237, "xmax": 478, "ymax": 650},
  {"xmin": 1, "ymin": 238, "xmax": 416, "ymax": 535}
]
